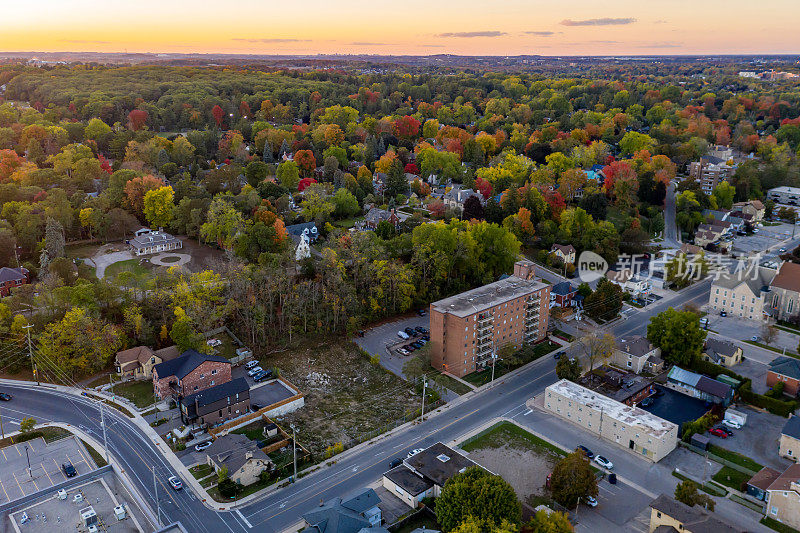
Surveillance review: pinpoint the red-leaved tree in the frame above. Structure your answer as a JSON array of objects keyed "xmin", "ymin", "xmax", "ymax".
[
  {"xmin": 212, "ymin": 105, "xmax": 225, "ymax": 128},
  {"xmin": 127, "ymin": 109, "xmax": 148, "ymax": 131}
]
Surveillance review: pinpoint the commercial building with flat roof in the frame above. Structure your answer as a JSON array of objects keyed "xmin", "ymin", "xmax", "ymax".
[
  {"xmin": 544, "ymin": 379, "xmax": 678, "ymax": 462},
  {"xmin": 429, "ymin": 261, "xmax": 551, "ymax": 377},
  {"xmin": 768, "ymin": 186, "xmax": 800, "ymax": 205}
]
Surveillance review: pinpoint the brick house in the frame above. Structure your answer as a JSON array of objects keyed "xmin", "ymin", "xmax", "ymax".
[
  {"xmin": 702, "ymin": 338, "xmax": 743, "ymax": 368},
  {"xmin": 780, "ymin": 416, "xmax": 800, "ymax": 461},
  {"xmin": 180, "ymin": 377, "xmax": 250, "ymax": 426},
  {"xmin": 152, "ymin": 349, "xmax": 231, "ymax": 400},
  {"xmin": 115, "ymin": 345, "xmax": 181, "ymax": 380},
  {"xmin": 0, "ymin": 267, "xmax": 29, "ymax": 297},
  {"xmin": 768, "ymin": 357, "xmax": 800, "ymax": 397},
  {"xmin": 550, "ymin": 281, "xmax": 577, "ymax": 309}
]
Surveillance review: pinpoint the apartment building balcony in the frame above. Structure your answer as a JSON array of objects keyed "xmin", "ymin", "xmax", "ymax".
[{"xmin": 477, "ymin": 314, "xmax": 493, "ymax": 327}]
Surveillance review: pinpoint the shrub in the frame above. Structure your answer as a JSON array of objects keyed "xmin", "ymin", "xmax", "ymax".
[
  {"xmin": 218, "ymin": 478, "xmax": 241, "ymax": 498},
  {"xmin": 333, "ymin": 442, "xmax": 344, "ymax": 454}
]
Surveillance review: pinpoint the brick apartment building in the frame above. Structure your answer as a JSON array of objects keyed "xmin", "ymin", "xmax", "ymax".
[
  {"xmin": 152, "ymin": 349, "xmax": 232, "ymax": 399},
  {"xmin": 429, "ymin": 260, "xmax": 551, "ymax": 377},
  {"xmin": 180, "ymin": 377, "xmax": 250, "ymax": 426}
]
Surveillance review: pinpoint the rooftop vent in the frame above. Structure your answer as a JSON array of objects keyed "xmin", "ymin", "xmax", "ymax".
[{"xmin": 437, "ymin": 454, "xmax": 451, "ymax": 463}]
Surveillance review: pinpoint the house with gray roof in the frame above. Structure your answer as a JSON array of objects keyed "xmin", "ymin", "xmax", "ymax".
[
  {"xmin": 768, "ymin": 357, "xmax": 800, "ymax": 397},
  {"xmin": 302, "ymin": 488, "xmax": 382, "ymax": 533},
  {"xmin": 180, "ymin": 377, "xmax": 250, "ymax": 426},
  {"xmin": 702, "ymin": 338, "xmax": 742, "ymax": 367},
  {"xmin": 204, "ymin": 433, "xmax": 271, "ymax": 486},
  {"xmin": 708, "ymin": 264, "xmax": 777, "ymax": 321},
  {"xmin": 611, "ymin": 336, "xmax": 663, "ymax": 374},
  {"xmin": 128, "ymin": 230, "xmax": 182, "ymax": 256},
  {"xmin": 285, "ymin": 222, "xmax": 318, "ymax": 243},
  {"xmin": 666, "ymin": 367, "xmax": 733, "ymax": 405},
  {"xmin": 780, "ymin": 415, "xmax": 800, "ymax": 461},
  {"xmin": 0, "ymin": 266, "xmax": 29, "ymax": 297},
  {"xmin": 648, "ymin": 494, "xmax": 744, "ymax": 532}
]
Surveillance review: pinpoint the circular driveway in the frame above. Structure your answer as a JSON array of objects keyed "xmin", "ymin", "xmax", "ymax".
[{"xmin": 150, "ymin": 253, "xmax": 191, "ymax": 267}]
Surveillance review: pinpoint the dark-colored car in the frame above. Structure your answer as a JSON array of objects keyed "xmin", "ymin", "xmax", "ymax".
[
  {"xmin": 576, "ymin": 445, "xmax": 594, "ymax": 459},
  {"xmin": 253, "ymin": 369, "xmax": 273, "ymax": 382},
  {"xmin": 421, "ymin": 335, "xmax": 430, "ymax": 341},
  {"xmin": 62, "ymin": 462, "xmax": 77, "ymax": 477},
  {"xmin": 417, "ymin": 309, "xmax": 427, "ymax": 316},
  {"xmin": 405, "ymin": 344, "xmax": 417, "ymax": 352},
  {"xmin": 389, "ymin": 457, "xmax": 402, "ymax": 468},
  {"xmin": 709, "ymin": 428, "xmax": 728, "ymax": 438},
  {"xmin": 250, "ymin": 403, "xmax": 262, "ymax": 412},
  {"xmin": 639, "ymin": 397, "xmax": 654, "ymax": 408},
  {"xmin": 411, "ymin": 341, "xmax": 423, "ymax": 349},
  {"xmin": 0, "ymin": 392, "xmax": 11, "ymax": 401},
  {"xmin": 720, "ymin": 311, "xmax": 727, "ymax": 317},
  {"xmin": 554, "ymin": 351, "xmax": 565, "ymax": 360},
  {"xmin": 404, "ymin": 327, "xmax": 416, "ymax": 336},
  {"xmin": 415, "ymin": 326, "xmax": 429, "ymax": 334}
]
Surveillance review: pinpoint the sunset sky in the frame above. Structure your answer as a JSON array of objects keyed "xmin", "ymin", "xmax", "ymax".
[{"xmin": 2, "ymin": 0, "xmax": 799, "ymax": 56}]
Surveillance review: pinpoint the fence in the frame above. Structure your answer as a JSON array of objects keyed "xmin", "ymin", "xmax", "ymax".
[{"xmin": 678, "ymin": 441, "xmax": 759, "ymax": 476}]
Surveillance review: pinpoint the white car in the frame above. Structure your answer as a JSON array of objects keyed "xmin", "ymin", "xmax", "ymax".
[
  {"xmin": 244, "ymin": 360, "xmax": 259, "ymax": 370},
  {"xmin": 247, "ymin": 366, "xmax": 263, "ymax": 377},
  {"xmin": 753, "ymin": 228, "xmax": 759, "ymax": 233},
  {"xmin": 168, "ymin": 476, "xmax": 183, "ymax": 490},
  {"xmin": 397, "ymin": 348, "xmax": 409, "ymax": 356},
  {"xmin": 194, "ymin": 441, "xmax": 212, "ymax": 452},
  {"xmin": 722, "ymin": 418, "xmax": 742, "ymax": 430},
  {"xmin": 594, "ymin": 456, "xmax": 613, "ymax": 470},
  {"xmin": 780, "ymin": 248, "xmax": 787, "ymax": 253},
  {"xmin": 407, "ymin": 448, "xmax": 424, "ymax": 459},
  {"xmin": 206, "ymin": 338, "xmax": 222, "ymax": 347},
  {"xmin": 585, "ymin": 495, "xmax": 598, "ymax": 507},
  {"xmin": 398, "ymin": 331, "xmax": 410, "ymax": 339}
]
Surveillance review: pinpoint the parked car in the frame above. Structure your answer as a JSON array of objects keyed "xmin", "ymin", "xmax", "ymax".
[
  {"xmin": 247, "ymin": 366, "xmax": 264, "ymax": 377},
  {"xmin": 780, "ymin": 248, "xmax": 787, "ymax": 253},
  {"xmin": 402, "ymin": 344, "xmax": 415, "ymax": 352},
  {"xmin": 404, "ymin": 327, "xmax": 416, "ymax": 336},
  {"xmin": 709, "ymin": 428, "xmax": 728, "ymax": 438},
  {"xmin": 594, "ymin": 456, "xmax": 613, "ymax": 470},
  {"xmin": 411, "ymin": 341, "xmax": 423, "ymax": 349},
  {"xmin": 168, "ymin": 476, "xmax": 183, "ymax": 490},
  {"xmin": 715, "ymin": 426, "xmax": 734, "ymax": 436},
  {"xmin": 421, "ymin": 335, "xmax": 430, "ymax": 341},
  {"xmin": 417, "ymin": 309, "xmax": 427, "ymax": 316},
  {"xmin": 244, "ymin": 360, "xmax": 260, "ymax": 370},
  {"xmin": 576, "ymin": 445, "xmax": 594, "ymax": 459},
  {"xmin": 554, "ymin": 351, "xmax": 565, "ymax": 360},
  {"xmin": 62, "ymin": 462, "xmax": 77, "ymax": 478},
  {"xmin": 250, "ymin": 403, "xmax": 262, "ymax": 412},
  {"xmin": 407, "ymin": 448, "xmax": 424, "ymax": 459},
  {"xmin": 415, "ymin": 326, "xmax": 429, "ymax": 334},
  {"xmin": 253, "ymin": 370, "xmax": 273, "ymax": 382},
  {"xmin": 722, "ymin": 418, "xmax": 743, "ymax": 430},
  {"xmin": 417, "ymin": 338, "xmax": 428, "ymax": 345},
  {"xmin": 585, "ymin": 496, "xmax": 598, "ymax": 507},
  {"xmin": 397, "ymin": 331, "xmax": 410, "ymax": 340},
  {"xmin": 639, "ymin": 397, "xmax": 654, "ymax": 408},
  {"xmin": 206, "ymin": 339, "xmax": 222, "ymax": 347},
  {"xmin": 194, "ymin": 441, "xmax": 212, "ymax": 452},
  {"xmin": 751, "ymin": 335, "xmax": 760, "ymax": 341},
  {"xmin": 397, "ymin": 348, "xmax": 410, "ymax": 356},
  {"xmin": 720, "ymin": 311, "xmax": 727, "ymax": 317},
  {"xmin": 753, "ymin": 228, "xmax": 760, "ymax": 233},
  {"xmin": 0, "ymin": 392, "xmax": 11, "ymax": 401},
  {"xmin": 389, "ymin": 458, "xmax": 403, "ymax": 468}
]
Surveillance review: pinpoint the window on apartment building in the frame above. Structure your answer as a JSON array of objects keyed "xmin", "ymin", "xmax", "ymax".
[
  {"xmin": 193, "ymin": 385, "xmax": 198, "ymax": 391},
  {"xmin": 715, "ymin": 289, "xmax": 719, "ymax": 294},
  {"xmin": 772, "ymin": 506, "xmax": 778, "ymax": 515},
  {"xmin": 211, "ymin": 369, "xmax": 217, "ymax": 375},
  {"xmin": 200, "ymin": 374, "xmax": 205, "ymax": 379},
  {"xmin": 790, "ymin": 300, "xmax": 795, "ymax": 314}
]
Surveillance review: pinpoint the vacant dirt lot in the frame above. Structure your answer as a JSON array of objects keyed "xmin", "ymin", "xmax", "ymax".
[
  {"xmin": 469, "ymin": 445, "xmax": 555, "ymax": 501},
  {"xmin": 265, "ymin": 338, "xmax": 421, "ymax": 456}
]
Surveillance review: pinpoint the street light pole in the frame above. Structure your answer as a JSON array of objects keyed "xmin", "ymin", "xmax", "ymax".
[
  {"xmin": 24, "ymin": 445, "xmax": 32, "ymax": 478},
  {"xmin": 22, "ymin": 324, "xmax": 37, "ymax": 385},
  {"xmin": 100, "ymin": 401, "xmax": 109, "ymax": 463},
  {"xmin": 291, "ymin": 424, "xmax": 297, "ymax": 483},
  {"xmin": 420, "ymin": 377, "xmax": 427, "ymax": 422},
  {"xmin": 152, "ymin": 467, "xmax": 161, "ymax": 528}
]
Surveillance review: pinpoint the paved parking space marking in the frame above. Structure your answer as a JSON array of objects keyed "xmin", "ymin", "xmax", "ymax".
[
  {"xmin": 12, "ymin": 471, "xmax": 25, "ymax": 496},
  {"xmin": 1, "ymin": 447, "xmax": 6, "ymax": 461},
  {"xmin": 52, "ymin": 458, "xmax": 67, "ymax": 481},
  {"xmin": 0, "ymin": 479, "xmax": 9, "ymax": 502},
  {"xmin": 42, "ymin": 462, "xmax": 55, "ymax": 485}
]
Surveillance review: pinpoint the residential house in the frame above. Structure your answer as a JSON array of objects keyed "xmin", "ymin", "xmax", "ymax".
[
  {"xmin": 550, "ymin": 244, "xmax": 576, "ymax": 265},
  {"xmin": 768, "ymin": 261, "xmax": 800, "ymax": 321},
  {"xmin": 383, "ymin": 442, "xmax": 480, "ymax": 509},
  {"xmin": 544, "ymin": 380, "xmax": 678, "ymax": 462},
  {"xmin": 702, "ymin": 338, "xmax": 743, "ymax": 368},
  {"xmin": 363, "ymin": 207, "xmax": 408, "ymax": 231},
  {"xmin": 693, "ymin": 222, "xmax": 731, "ymax": 248},
  {"xmin": 180, "ymin": 377, "xmax": 250, "ymax": 426},
  {"xmin": 302, "ymin": 488, "xmax": 382, "ymax": 532},
  {"xmin": 780, "ymin": 416, "xmax": 800, "ymax": 461},
  {"xmin": 732, "ymin": 200, "xmax": 765, "ymax": 223},
  {"xmin": 648, "ymin": 494, "xmax": 744, "ymax": 532},
  {"xmin": 443, "ymin": 187, "xmax": 482, "ymax": 211},
  {"xmin": 204, "ymin": 433, "xmax": 271, "ymax": 486},
  {"xmin": 115, "ymin": 345, "xmax": 180, "ymax": 380},
  {"xmin": 285, "ymin": 222, "xmax": 318, "ymax": 244},
  {"xmin": 612, "ymin": 336, "xmax": 664, "ymax": 374},
  {"xmin": 768, "ymin": 357, "xmax": 800, "ymax": 396},
  {"xmin": 588, "ymin": 367, "xmax": 656, "ymax": 406},
  {"xmin": 550, "ymin": 281, "xmax": 577, "ymax": 309},
  {"xmin": 766, "ymin": 464, "xmax": 800, "ymax": 530},
  {"xmin": 0, "ymin": 266, "xmax": 29, "ymax": 297},
  {"xmin": 747, "ymin": 466, "xmax": 782, "ymax": 501},
  {"xmin": 606, "ymin": 269, "xmax": 651, "ymax": 298},
  {"xmin": 128, "ymin": 230, "xmax": 182, "ymax": 256},
  {"xmin": 665, "ymin": 367, "xmax": 733, "ymax": 405},
  {"xmin": 708, "ymin": 264, "xmax": 776, "ymax": 321},
  {"xmin": 679, "ymin": 243, "xmax": 704, "ymax": 256},
  {"xmin": 152, "ymin": 349, "xmax": 232, "ymax": 399}
]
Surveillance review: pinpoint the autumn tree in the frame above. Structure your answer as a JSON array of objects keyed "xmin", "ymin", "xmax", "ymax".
[
  {"xmin": 294, "ymin": 149, "xmax": 316, "ymax": 178},
  {"xmin": 647, "ymin": 307, "xmax": 706, "ymax": 366},
  {"xmin": 277, "ymin": 160, "xmax": 300, "ymax": 190},
  {"xmin": 674, "ymin": 480, "xmax": 715, "ymax": 511},
  {"xmin": 550, "ymin": 452, "xmax": 598, "ymax": 509},
  {"xmin": 436, "ymin": 466, "xmax": 521, "ymax": 532},
  {"xmin": 127, "ymin": 109, "xmax": 148, "ymax": 131},
  {"xmin": 577, "ymin": 331, "xmax": 615, "ymax": 372},
  {"xmin": 212, "ymin": 104, "xmax": 225, "ymax": 128},
  {"xmin": 143, "ymin": 186, "xmax": 175, "ymax": 229},
  {"xmin": 125, "ymin": 175, "xmax": 166, "ymax": 219}
]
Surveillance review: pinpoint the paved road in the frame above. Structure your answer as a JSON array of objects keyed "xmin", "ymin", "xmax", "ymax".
[{"xmin": 663, "ymin": 182, "xmax": 680, "ymax": 248}]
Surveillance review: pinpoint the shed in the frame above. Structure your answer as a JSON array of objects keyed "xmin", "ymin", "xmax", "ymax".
[
  {"xmin": 690, "ymin": 433, "xmax": 710, "ymax": 451},
  {"xmin": 717, "ymin": 374, "xmax": 741, "ymax": 389}
]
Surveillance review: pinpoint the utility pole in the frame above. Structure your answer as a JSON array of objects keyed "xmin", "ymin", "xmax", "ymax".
[
  {"xmin": 152, "ymin": 467, "xmax": 161, "ymax": 528},
  {"xmin": 24, "ymin": 445, "xmax": 32, "ymax": 478},
  {"xmin": 100, "ymin": 402, "xmax": 109, "ymax": 463},
  {"xmin": 291, "ymin": 424, "xmax": 297, "ymax": 483},
  {"xmin": 420, "ymin": 376, "xmax": 427, "ymax": 422},
  {"xmin": 22, "ymin": 324, "xmax": 37, "ymax": 385}
]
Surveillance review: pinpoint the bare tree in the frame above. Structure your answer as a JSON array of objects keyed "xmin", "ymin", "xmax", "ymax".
[
  {"xmin": 578, "ymin": 331, "xmax": 616, "ymax": 373},
  {"xmin": 761, "ymin": 322, "xmax": 778, "ymax": 346}
]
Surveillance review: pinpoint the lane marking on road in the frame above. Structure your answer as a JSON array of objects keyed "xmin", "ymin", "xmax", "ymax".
[
  {"xmin": 523, "ymin": 409, "xmax": 532, "ymax": 416},
  {"xmin": 52, "ymin": 458, "xmax": 67, "ymax": 481},
  {"xmin": 235, "ymin": 509, "xmax": 253, "ymax": 528}
]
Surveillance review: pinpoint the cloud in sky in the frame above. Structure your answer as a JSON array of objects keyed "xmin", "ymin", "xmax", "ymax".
[
  {"xmin": 524, "ymin": 31, "xmax": 557, "ymax": 36},
  {"xmin": 560, "ymin": 17, "xmax": 636, "ymax": 26},
  {"xmin": 232, "ymin": 38, "xmax": 310, "ymax": 43},
  {"xmin": 437, "ymin": 31, "xmax": 507, "ymax": 38}
]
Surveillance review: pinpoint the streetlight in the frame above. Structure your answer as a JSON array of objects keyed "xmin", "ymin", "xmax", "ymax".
[
  {"xmin": 290, "ymin": 424, "xmax": 297, "ymax": 483},
  {"xmin": 24, "ymin": 445, "xmax": 32, "ymax": 478}
]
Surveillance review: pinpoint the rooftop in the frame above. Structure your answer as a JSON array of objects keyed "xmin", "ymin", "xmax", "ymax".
[
  {"xmin": 129, "ymin": 231, "xmax": 180, "ymax": 248},
  {"xmin": 782, "ymin": 415, "xmax": 800, "ymax": 440},
  {"xmin": 748, "ymin": 467, "xmax": 782, "ymax": 492},
  {"xmin": 704, "ymin": 338, "xmax": 739, "ymax": 360},
  {"xmin": 303, "ymin": 487, "xmax": 381, "ymax": 533},
  {"xmin": 0, "ymin": 266, "xmax": 28, "ymax": 283},
  {"xmin": 711, "ymin": 264, "xmax": 776, "ymax": 295},
  {"xmin": 666, "ymin": 367, "xmax": 731, "ymax": 399},
  {"xmin": 766, "ymin": 463, "xmax": 800, "ymax": 492},
  {"xmin": 769, "ymin": 186, "xmax": 800, "ymax": 195},
  {"xmin": 204, "ymin": 433, "xmax": 270, "ymax": 473},
  {"xmin": 551, "ymin": 281, "xmax": 576, "ymax": 296},
  {"xmin": 181, "ymin": 377, "xmax": 249, "ymax": 416},
  {"xmin": 430, "ymin": 275, "xmax": 547, "ymax": 318},
  {"xmin": 772, "ymin": 261, "xmax": 800, "ymax": 294},
  {"xmin": 617, "ymin": 336, "xmax": 656, "ymax": 358},
  {"xmin": 769, "ymin": 357, "xmax": 800, "ymax": 381},
  {"xmin": 382, "ymin": 465, "xmax": 434, "ymax": 496},
  {"xmin": 649, "ymin": 494, "xmax": 744, "ymax": 533},
  {"xmin": 152, "ymin": 349, "xmax": 230, "ymax": 381},
  {"xmin": 404, "ymin": 442, "xmax": 478, "ymax": 488},
  {"xmin": 547, "ymin": 379, "xmax": 677, "ymax": 438}
]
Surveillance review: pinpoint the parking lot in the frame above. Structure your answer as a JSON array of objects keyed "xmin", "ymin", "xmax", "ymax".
[
  {"xmin": 354, "ymin": 313, "xmax": 430, "ymax": 379},
  {"xmin": 638, "ymin": 385, "xmax": 709, "ymax": 434},
  {"xmin": 710, "ymin": 405, "xmax": 793, "ymax": 470},
  {"xmin": 0, "ymin": 436, "xmax": 96, "ymax": 505},
  {"xmin": 732, "ymin": 223, "xmax": 795, "ymax": 256}
]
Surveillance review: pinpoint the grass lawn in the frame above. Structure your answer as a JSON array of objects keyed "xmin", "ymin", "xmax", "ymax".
[
  {"xmin": 205, "ymin": 330, "xmax": 240, "ymax": 360},
  {"xmin": 81, "ymin": 439, "xmax": 108, "ymax": 467},
  {"xmin": 65, "ymin": 243, "xmax": 102, "ymax": 260},
  {"xmin": 333, "ymin": 217, "xmax": 360, "ymax": 229},
  {"xmin": 551, "ymin": 329, "xmax": 574, "ymax": 342},
  {"xmin": 672, "ymin": 471, "xmax": 728, "ymax": 497},
  {"xmin": 434, "ymin": 373, "xmax": 473, "ymax": 395},
  {"xmin": 462, "ymin": 421, "xmax": 567, "ymax": 459},
  {"xmin": 111, "ymin": 380, "xmax": 156, "ymax": 408},
  {"xmin": 232, "ymin": 419, "xmax": 269, "ymax": 441},
  {"xmin": 712, "ymin": 465, "xmax": 751, "ymax": 491},
  {"xmin": 708, "ymin": 444, "xmax": 763, "ymax": 473},
  {"xmin": 463, "ymin": 340, "xmax": 560, "ymax": 387},
  {"xmin": 775, "ymin": 324, "xmax": 800, "ymax": 335},
  {"xmin": 106, "ymin": 259, "xmax": 152, "ymax": 281},
  {"xmin": 190, "ymin": 464, "xmax": 214, "ymax": 480},
  {"xmin": 762, "ymin": 516, "xmax": 800, "ymax": 533},
  {"xmin": 86, "ymin": 373, "xmax": 113, "ymax": 388}
]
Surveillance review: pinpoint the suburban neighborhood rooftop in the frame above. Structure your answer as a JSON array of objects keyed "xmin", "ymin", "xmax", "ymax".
[{"xmin": 430, "ymin": 275, "xmax": 546, "ymax": 318}]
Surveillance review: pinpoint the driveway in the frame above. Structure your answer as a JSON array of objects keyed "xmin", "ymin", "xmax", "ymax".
[
  {"xmin": 711, "ymin": 405, "xmax": 794, "ymax": 471},
  {"xmin": 92, "ymin": 250, "xmax": 133, "ymax": 279},
  {"xmin": 708, "ymin": 314, "xmax": 799, "ymax": 354}
]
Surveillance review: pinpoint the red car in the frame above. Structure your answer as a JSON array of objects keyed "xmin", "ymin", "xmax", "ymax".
[{"xmin": 709, "ymin": 428, "xmax": 728, "ymax": 438}]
